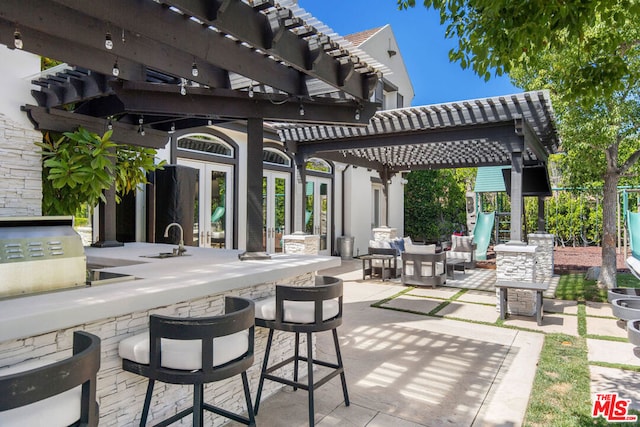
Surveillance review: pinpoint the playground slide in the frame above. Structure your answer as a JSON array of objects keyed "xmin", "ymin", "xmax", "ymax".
[
  {"xmin": 628, "ymin": 211, "xmax": 640, "ymax": 259},
  {"xmin": 473, "ymin": 211, "xmax": 495, "ymax": 261}
]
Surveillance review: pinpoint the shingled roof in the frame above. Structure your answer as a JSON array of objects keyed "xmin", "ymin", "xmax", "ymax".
[{"xmin": 344, "ymin": 27, "xmax": 385, "ymax": 47}]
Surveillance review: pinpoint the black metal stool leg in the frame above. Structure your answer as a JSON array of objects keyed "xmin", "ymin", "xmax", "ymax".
[
  {"xmin": 293, "ymin": 332, "xmax": 300, "ymax": 391},
  {"xmin": 140, "ymin": 379, "xmax": 155, "ymax": 426},
  {"xmin": 241, "ymin": 371, "xmax": 256, "ymax": 426},
  {"xmin": 193, "ymin": 383, "xmax": 204, "ymax": 427},
  {"xmin": 333, "ymin": 328, "xmax": 350, "ymax": 406},
  {"xmin": 307, "ymin": 332, "xmax": 315, "ymax": 427},
  {"xmin": 254, "ymin": 328, "xmax": 275, "ymax": 415}
]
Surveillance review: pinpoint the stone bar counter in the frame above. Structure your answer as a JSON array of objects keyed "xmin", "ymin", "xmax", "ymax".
[{"xmin": 0, "ymin": 243, "xmax": 340, "ymax": 426}]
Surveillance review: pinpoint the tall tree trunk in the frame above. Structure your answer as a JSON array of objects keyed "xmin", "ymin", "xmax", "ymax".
[{"xmin": 599, "ymin": 172, "xmax": 620, "ymax": 288}]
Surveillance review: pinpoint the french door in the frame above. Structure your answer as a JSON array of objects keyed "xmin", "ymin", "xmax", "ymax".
[
  {"xmin": 178, "ymin": 159, "xmax": 233, "ymax": 248},
  {"xmin": 263, "ymin": 171, "xmax": 290, "ymax": 253},
  {"xmin": 305, "ymin": 177, "xmax": 331, "ymax": 255}
]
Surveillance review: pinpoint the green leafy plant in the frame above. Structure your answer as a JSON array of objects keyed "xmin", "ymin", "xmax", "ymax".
[
  {"xmin": 404, "ymin": 169, "xmax": 466, "ymax": 241},
  {"xmin": 36, "ymin": 127, "xmax": 164, "ymax": 215}
]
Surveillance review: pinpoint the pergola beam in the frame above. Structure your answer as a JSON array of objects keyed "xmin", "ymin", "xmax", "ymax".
[
  {"xmin": 112, "ymin": 81, "xmax": 377, "ymax": 125},
  {"xmin": 163, "ymin": 0, "xmax": 378, "ymax": 100},
  {"xmin": 23, "ymin": 105, "xmax": 169, "ymax": 149},
  {"xmin": 291, "ymin": 122, "xmax": 522, "ymax": 154},
  {"xmin": 516, "ymin": 117, "xmax": 549, "ymax": 164},
  {"xmin": 310, "ymin": 151, "xmax": 386, "ymax": 172},
  {"xmin": 3, "ymin": 0, "xmax": 307, "ymax": 95}
]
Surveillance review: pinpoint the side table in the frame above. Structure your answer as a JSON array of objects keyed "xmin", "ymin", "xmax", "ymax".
[
  {"xmin": 360, "ymin": 254, "xmax": 394, "ymax": 281},
  {"xmin": 445, "ymin": 259, "xmax": 466, "ymax": 279}
]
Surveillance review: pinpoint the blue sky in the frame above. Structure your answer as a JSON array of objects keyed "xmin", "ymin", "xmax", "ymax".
[{"xmin": 298, "ymin": 0, "xmax": 521, "ymax": 106}]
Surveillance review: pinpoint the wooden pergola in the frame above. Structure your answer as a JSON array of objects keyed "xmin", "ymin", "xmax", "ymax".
[
  {"xmin": 273, "ymin": 90, "xmax": 560, "ymax": 242},
  {"xmin": 1, "ymin": 0, "xmax": 382, "ymax": 255},
  {"xmin": 0, "ymin": 1, "xmax": 559, "ymax": 250}
]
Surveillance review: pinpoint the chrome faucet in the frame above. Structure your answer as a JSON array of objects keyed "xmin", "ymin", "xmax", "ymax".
[{"xmin": 164, "ymin": 222, "xmax": 186, "ymax": 256}]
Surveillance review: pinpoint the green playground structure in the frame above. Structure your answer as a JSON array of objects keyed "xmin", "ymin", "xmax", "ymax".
[
  {"xmin": 473, "ymin": 211, "xmax": 495, "ymax": 261},
  {"xmin": 628, "ymin": 211, "xmax": 640, "ymax": 259}
]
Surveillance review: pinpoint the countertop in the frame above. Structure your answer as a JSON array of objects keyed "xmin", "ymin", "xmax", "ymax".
[{"xmin": 0, "ymin": 243, "xmax": 340, "ymax": 342}]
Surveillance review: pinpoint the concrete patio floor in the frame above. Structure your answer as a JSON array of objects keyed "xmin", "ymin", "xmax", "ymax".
[{"xmin": 233, "ymin": 259, "xmax": 640, "ymax": 426}]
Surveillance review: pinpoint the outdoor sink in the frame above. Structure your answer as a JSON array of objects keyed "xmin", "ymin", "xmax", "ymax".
[
  {"xmin": 608, "ymin": 288, "xmax": 640, "ymax": 303},
  {"xmin": 141, "ymin": 252, "xmax": 191, "ymax": 259},
  {"xmin": 628, "ymin": 319, "xmax": 640, "ymax": 347},
  {"xmin": 611, "ymin": 298, "xmax": 640, "ymax": 321}
]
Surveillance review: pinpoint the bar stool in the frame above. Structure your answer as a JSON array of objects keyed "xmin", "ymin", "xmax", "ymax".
[
  {"xmin": 0, "ymin": 331, "xmax": 101, "ymax": 427},
  {"xmin": 119, "ymin": 296, "xmax": 255, "ymax": 427},
  {"xmin": 253, "ymin": 275, "xmax": 349, "ymax": 426}
]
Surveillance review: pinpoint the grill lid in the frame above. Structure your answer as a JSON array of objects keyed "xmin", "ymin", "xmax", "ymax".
[{"xmin": 0, "ymin": 216, "xmax": 86, "ymax": 298}]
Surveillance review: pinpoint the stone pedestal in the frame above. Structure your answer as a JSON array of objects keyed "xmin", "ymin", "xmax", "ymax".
[
  {"xmin": 282, "ymin": 232, "xmax": 320, "ymax": 255},
  {"xmin": 495, "ymin": 244, "xmax": 539, "ymax": 316},
  {"xmin": 373, "ymin": 226, "xmax": 397, "ymax": 242},
  {"xmin": 528, "ymin": 233, "xmax": 555, "ymax": 282}
]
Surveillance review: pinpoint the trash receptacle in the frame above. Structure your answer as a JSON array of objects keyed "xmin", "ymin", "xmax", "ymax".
[{"xmin": 337, "ymin": 236, "xmax": 354, "ymax": 260}]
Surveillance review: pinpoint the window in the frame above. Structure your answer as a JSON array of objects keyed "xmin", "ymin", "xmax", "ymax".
[
  {"xmin": 178, "ymin": 134, "xmax": 234, "ymax": 157},
  {"xmin": 306, "ymin": 158, "xmax": 332, "ymax": 174},
  {"xmin": 263, "ymin": 147, "xmax": 291, "ymax": 167}
]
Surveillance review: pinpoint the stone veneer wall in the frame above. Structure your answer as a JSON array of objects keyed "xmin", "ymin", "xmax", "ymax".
[
  {"xmin": 0, "ymin": 113, "xmax": 42, "ymax": 216},
  {"xmin": 372, "ymin": 227, "xmax": 397, "ymax": 242},
  {"xmin": 495, "ymin": 244, "xmax": 539, "ymax": 316},
  {"xmin": 528, "ymin": 233, "xmax": 555, "ymax": 282},
  {"xmin": 282, "ymin": 233, "xmax": 320, "ymax": 255},
  {"xmin": 0, "ymin": 273, "xmax": 314, "ymax": 426}
]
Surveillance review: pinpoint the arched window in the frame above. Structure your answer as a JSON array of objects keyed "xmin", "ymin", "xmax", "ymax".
[
  {"xmin": 305, "ymin": 158, "xmax": 332, "ymax": 174},
  {"xmin": 177, "ymin": 133, "xmax": 234, "ymax": 158},
  {"xmin": 263, "ymin": 147, "xmax": 291, "ymax": 167}
]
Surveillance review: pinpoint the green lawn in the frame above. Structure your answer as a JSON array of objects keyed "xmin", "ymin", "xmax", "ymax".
[
  {"xmin": 554, "ymin": 272, "xmax": 640, "ymax": 303},
  {"xmin": 524, "ymin": 272, "xmax": 640, "ymax": 426}
]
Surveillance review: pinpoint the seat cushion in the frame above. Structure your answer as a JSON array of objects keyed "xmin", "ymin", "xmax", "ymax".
[
  {"xmin": 254, "ymin": 297, "xmax": 340, "ymax": 324},
  {"xmin": 405, "ymin": 244, "xmax": 436, "ymax": 255},
  {"xmin": 118, "ymin": 330, "xmax": 249, "ymax": 371},
  {"xmin": 404, "ymin": 261, "xmax": 445, "ymax": 276},
  {"xmin": 0, "ymin": 359, "xmax": 81, "ymax": 427},
  {"xmin": 448, "ymin": 251, "xmax": 472, "ymax": 262}
]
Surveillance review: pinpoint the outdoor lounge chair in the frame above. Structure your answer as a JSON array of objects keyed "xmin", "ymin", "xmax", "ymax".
[{"xmin": 448, "ymin": 234, "xmax": 476, "ymax": 268}]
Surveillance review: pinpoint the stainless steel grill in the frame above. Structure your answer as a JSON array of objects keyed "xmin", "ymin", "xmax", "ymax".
[{"xmin": 0, "ymin": 216, "xmax": 86, "ymax": 298}]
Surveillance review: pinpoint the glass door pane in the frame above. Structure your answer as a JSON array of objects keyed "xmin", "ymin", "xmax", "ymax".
[
  {"xmin": 262, "ymin": 176, "xmax": 268, "ymax": 252},
  {"xmin": 263, "ymin": 172, "xmax": 290, "ymax": 253},
  {"xmin": 209, "ymin": 170, "xmax": 227, "ymax": 248},
  {"xmin": 305, "ymin": 181, "xmax": 314, "ymax": 235},
  {"xmin": 192, "ymin": 172, "xmax": 200, "ymax": 246},
  {"xmin": 306, "ymin": 177, "xmax": 331, "ymax": 255},
  {"xmin": 319, "ymin": 183, "xmax": 328, "ymax": 250}
]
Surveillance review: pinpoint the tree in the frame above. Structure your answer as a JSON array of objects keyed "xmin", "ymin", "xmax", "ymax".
[
  {"xmin": 37, "ymin": 126, "xmax": 164, "ymax": 216},
  {"xmin": 404, "ymin": 169, "xmax": 466, "ymax": 242},
  {"xmin": 511, "ymin": 12, "xmax": 640, "ymax": 289},
  {"xmin": 397, "ymin": 0, "xmax": 640, "ymax": 102},
  {"xmin": 399, "ymin": 1, "xmax": 640, "ymax": 288}
]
